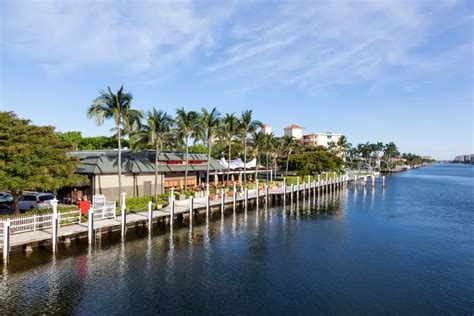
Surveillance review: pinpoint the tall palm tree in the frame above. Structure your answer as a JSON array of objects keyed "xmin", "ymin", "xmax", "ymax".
[
  {"xmin": 281, "ymin": 135, "xmax": 299, "ymax": 177},
  {"xmin": 262, "ymin": 133, "xmax": 276, "ymax": 181},
  {"xmin": 201, "ymin": 108, "xmax": 221, "ymax": 186},
  {"xmin": 383, "ymin": 142, "xmax": 400, "ymax": 171},
  {"xmin": 110, "ymin": 108, "xmax": 143, "ymax": 148},
  {"xmin": 175, "ymin": 107, "xmax": 201, "ymax": 191},
  {"xmin": 220, "ymin": 113, "xmax": 239, "ymax": 183},
  {"xmin": 251, "ymin": 131, "xmax": 267, "ymax": 183},
  {"xmin": 239, "ymin": 110, "xmax": 262, "ymax": 184},
  {"xmin": 87, "ymin": 86, "xmax": 138, "ymax": 205},
  {"xmin": 132, "ymin": 108, "xmax": 173, "ymax": 201},
  {"xmin": 267, "ymin": 134, "xmax": 279, "ymax": 181}
]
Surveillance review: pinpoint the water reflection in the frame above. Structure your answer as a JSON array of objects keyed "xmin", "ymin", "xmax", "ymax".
[{"xmin": 1, "ymin": 188, "xmax": 349, "ymax": 313}]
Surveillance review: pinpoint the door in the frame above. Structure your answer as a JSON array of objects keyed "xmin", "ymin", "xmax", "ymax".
[{"xmin": 144, "ymin": 181, "xmax": 152, "ymax": 196}]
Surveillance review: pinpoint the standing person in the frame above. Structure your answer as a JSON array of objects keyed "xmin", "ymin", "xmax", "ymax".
[{"xmin": 79, "ymin": 195, "xmax": 91, "ymax": 220}]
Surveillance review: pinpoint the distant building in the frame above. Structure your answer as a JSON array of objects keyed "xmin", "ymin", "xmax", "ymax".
[
  {"xmin": 261, "ymin": 124, "xmax": 272, "ymax": 135},
  {"xmin": 453, "ymin": 154, "xmax": 474, "ymax": 164},
  {"xmin": 284, "ymin": 124, "xmax": 304, "ymax": 139},
  {"xmin": 421, "ymin": 156, "xmax": 433, "ymax": 161},
  {"xmin": 303, "ymin": 132, "xmax": 344, "ymax": 148}
]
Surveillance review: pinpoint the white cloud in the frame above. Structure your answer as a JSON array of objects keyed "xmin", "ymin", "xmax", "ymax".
[
  {"xmin": 1, "ymin": 0, "xmax": 222, "ymax": 74},
  {"xmin": 205, "ymin": 0, "xmax": 472, "ymax": 92},
  {"xmin": 1, "ymin": 0, "xmax": 471, "ymax": 92}
]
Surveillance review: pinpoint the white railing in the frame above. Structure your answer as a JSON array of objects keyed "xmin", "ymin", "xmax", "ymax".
[
  {"xmin": 92, "ymin": 201, "xmax": 116, "ymax": 220},
  {"xmin": 59, "ymin": 210, "xmax": 81, "ymax": 226}
]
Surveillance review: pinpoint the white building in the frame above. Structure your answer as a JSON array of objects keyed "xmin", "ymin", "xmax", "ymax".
[
  {"xmin": 303, "ymin": 132, "xmax": 344, "ymax": 148},
  {"xmin": 261, "ymin": 124, "xmax": 272, "ymax": 135},
  {"xmin": 284, "ymin": 124, "xmax": 304, "ymax": 139}
]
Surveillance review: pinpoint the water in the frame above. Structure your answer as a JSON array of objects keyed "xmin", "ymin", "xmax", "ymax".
[{"xmin": 1, "ymin": 164, "xmax": 473, "ymax": 314}]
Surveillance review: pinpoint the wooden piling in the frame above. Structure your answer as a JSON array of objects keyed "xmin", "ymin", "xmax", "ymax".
[{"xmin": 148, "ymin": 201, "xmax": 153, "ymax": 232}]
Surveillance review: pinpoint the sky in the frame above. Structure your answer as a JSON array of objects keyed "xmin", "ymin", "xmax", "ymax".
[{"xmin": 0, "ymin": 0, "xmax": 472, "ymax": 160}]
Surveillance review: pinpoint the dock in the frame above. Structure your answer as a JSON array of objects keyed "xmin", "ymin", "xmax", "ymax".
[{"xmin": 0, "ymin": 175, "xmax": 381, "ymax": 266}]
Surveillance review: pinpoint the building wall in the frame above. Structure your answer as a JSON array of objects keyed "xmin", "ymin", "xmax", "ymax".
[
  {"xmin": 92, "ymin": 172, "xmax": 201, "ymax": 200},
  {"xmin": 93, "ymin": 173, "xmax": 165, "ymax": 200},
  {"xmin": 284, "ymin": 128, "xmax": 304, "ymax": 139},
  {"xmin": 303, "ymin": 133, "xmax": 343, "ymax": 147}
]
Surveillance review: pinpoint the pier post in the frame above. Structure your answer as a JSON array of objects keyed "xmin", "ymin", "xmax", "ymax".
[
  {"xmin": 283, "ymin": 179, "xmax": 287, "ymax": 206},
  {"xmin": 206, "ymin": 184, "xmax": 210, "ymax": 217},
  {"xmin": 265, "ymin": 184, "xmax": 268, "ymax": 205},
  {"xmin": 296, "ymin": 177, "xmax": 300, "ymax": 201},
  {"xmin": 170, "ymin": 200, "xmax": 175, "ymax": 229},
  {"xmin": 88, "ymin": 206, "xmax": 94, "ymax": 245},
  {"xmin": 372, "ymin": 175, "xmax": 375, "ymax": 186},
  {"xmin": 290, "ymin": 184, "xmax": 294, "ymax": 205},
  {"xmin": 52, "ymin": 199, "xmax": 58, "ymax": 252},
  {"xmin": 120, "ymin": 192, "xmax": 127, "ymax": 238},
  {"xmin": 148, "ymin": 201, "xmax": 153, "ymax": 232},
  {"xmin": 244, "ymin": 188, "xmax": 248, "ymax": 208},
  {"xmin": 233, "ymin": 182, "xmax": 236, "ymax": 211},
  {"xmin": 189, "ymin": 197, "xmax": 193, "ymax": 226},
  {"xmin": 256, "ymin": 180, "xmax": 259, "ymax": 209},
  {"xmin": 221, "ymin": 188, "xmax": 225, "ymax": 215},
  {"xmin": 3, "ymin": 219, "xmax": 10, "ymax": 265},
  {"xmin": 382, "ymin": 176, "xmax": 386, "ymax": 187}
]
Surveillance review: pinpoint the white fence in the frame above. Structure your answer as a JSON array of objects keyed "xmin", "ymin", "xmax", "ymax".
[
  {"xmin": 92, "ymin": 201, "xmax": 116, "ymax": 220},
  {"xmin": 0, "ymin": 202, "xmax": 116, "ymax": 237}
]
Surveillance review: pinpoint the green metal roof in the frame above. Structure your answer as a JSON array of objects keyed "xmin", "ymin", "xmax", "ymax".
[{"xmin": 70, "ymin": 150, "xmax": 225, "ymax": 175}]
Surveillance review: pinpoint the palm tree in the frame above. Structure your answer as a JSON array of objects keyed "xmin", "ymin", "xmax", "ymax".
[
  {"xmin": 132, "ymin": 108, "xmax": 173, "ymax": 201},
  {"xmin": 87, "ymin": 86, "xmax": 138, "ymax": 205},
  {"xmin": 267, "ymin": 134, "xmax": 279, "ymax": 181},
  {"xmin": 219, "ymin": 113, "xmax": 239, "ymax": 183},
  {"xmin": 335, "ymin": 135, "xmax": 352, "ymax": 159},
  {"xmin": 281, "ymin": 135, "xmax": 299, "ymax": 177},
  {"xmin": 239, "ymin": 110, "xmax": 262, "ymax": 184},
  {"xmin": 175, "ymin": 107, "xmax": 201, "ymax": 191},
  {"xmin": 383, "ymin": 142, "xmax": 400, "ymax": 171},
  {"xmin": 201, "ymin": 108, "xmax": 221, "ymax": 186},
  {"xmin": 263, "ymin": 134, "xmax": 273, "ymax": 181},
  {"xmin": 251, "ymin": 131, "xmax": 267, "ymax": 183},
  {"xmin": 110, "ymin": 108, "xmax": 143, "ymax": 148}
]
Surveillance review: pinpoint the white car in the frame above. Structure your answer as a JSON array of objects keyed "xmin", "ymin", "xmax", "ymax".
[
  {"xmin": 19, "ymin": 193, "xmax": 56, "ymax": 211},
  {"xmin": 0, "ymin": 192, "xmax": 13, "ymax": 203}
]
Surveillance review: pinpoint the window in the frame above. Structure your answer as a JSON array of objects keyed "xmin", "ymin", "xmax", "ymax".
[
  {"xmin": 39, "ymin": 194, "xmax": 54, "ymax": 201},
  {"xmin": 20, "ymin": 195, "xmax": 36, "ymax": 201}
]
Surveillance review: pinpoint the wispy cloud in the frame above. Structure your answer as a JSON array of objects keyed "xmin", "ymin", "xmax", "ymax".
[{"xmin": 1, "ymin": 0, "xmax": 471, "ymax": 92}]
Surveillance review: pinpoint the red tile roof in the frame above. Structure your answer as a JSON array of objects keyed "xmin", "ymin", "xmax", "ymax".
[{"xmin": 284, "ymin": 124, "xmax": 304, "ymax": 129}]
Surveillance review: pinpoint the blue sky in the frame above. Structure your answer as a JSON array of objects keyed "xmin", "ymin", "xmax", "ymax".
[{"xmin": 1, "ymin": 0, "xmax": 472, "ymax": 159}]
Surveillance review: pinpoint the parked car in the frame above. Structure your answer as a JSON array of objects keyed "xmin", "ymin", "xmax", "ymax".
[
  {"xmin": 0, "ymin": 192, "xmax": 13, "ymax": 203},
  {"xmin": 19, "ymin": 192, "xmax": 56, "ymax": 211}
]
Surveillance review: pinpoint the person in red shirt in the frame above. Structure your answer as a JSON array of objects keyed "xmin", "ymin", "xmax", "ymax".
[{"xmin": 78, "ymin": 195, "xmax": 91, "ymax": 217}]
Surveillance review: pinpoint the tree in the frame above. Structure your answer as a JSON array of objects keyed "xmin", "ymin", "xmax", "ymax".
[
  {"xmin": 281, "ymin": 135, "xmax": 300, "ymax": 177},
  {"xmin": 286, "ymin": 150, "xmax": 344, "ymax": 175},
  {"xmin": 56, "ymin": 131, "xmax": 83, "ymax": 150},
  {"xmin": 201, "ymin": 108, "xmax": 220, "ymax": 186},
  {"xmin": 0, "ymin": 112, "xmax": 83, "ymax": 215},
  {"xmin": 175, "ymin": 108, "xmax": 201, "ymax": 191},
  {"xmin": 219, "ymin": 113, "xmax": 239, "ymax": 183},
  {"xmin": 87, "ymin": 86, "xmax": 139, "ymax": 207},
  {"xmin": 328, "ymin": 135, "xmax": 352, "ymax": 160},
  {"xmin": 110, "ymin": 108, "xmax": 143, "ymax": 149},
  {"xmin": 251, "ymin": 131, "xmax": 267, "ymax": 183},
  {"xmin": 239, "ymin": 110, "xmax": 262, "ymax": 184},
  {"xmin": 132, "ymin": 108, "xmax": 173, "ymax": 201},
  {"xmin": 383, "ymin": 142, "xmax": 400, "ymax": 171}
]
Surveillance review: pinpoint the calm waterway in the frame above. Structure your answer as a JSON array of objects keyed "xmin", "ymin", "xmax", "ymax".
[{"xmin": 0, "ymin": 164, "xmax": 473, "ymax": 314}]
